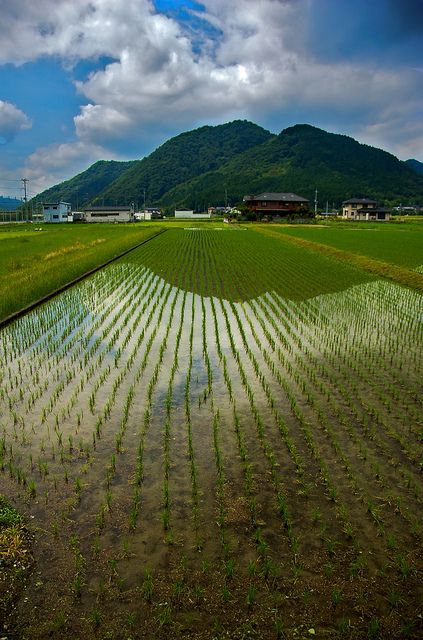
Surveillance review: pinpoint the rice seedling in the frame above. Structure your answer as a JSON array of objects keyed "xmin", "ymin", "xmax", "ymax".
[{"xmin": 1, "ymin": 224, "xmax": 422, "ymax": 639}]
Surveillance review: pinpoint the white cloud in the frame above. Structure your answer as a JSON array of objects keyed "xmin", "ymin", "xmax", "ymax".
[
  {"xmin": 70, "ymin": 0, "xmax": 421, "ymax": 155},
  {"xmin": 1, "ymin": 0, "xmax": 422, "ymax": 190},
  {"xmin": 21, "ymin": 140, "xmax": 118, "ymax": 192},
  {"xmin": 354, "ymin": 108, "xmax": 423, "ymax": 161},
  {"xmin": 0, "ymin": 100, "xmax": 32, "ymax": 144}
]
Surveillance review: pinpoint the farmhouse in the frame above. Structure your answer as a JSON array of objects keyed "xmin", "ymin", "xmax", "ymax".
[
  {"xmin": 174, "ymin": 209, "xmax": 211, "ymax": 219},
  {"xmin": 243, "ymin": 193, "xmax": 309, "ymax": 216},
  {"xmin": 84, "ymin": 205, "xmax": 134, "ymax": 223},
  {"xmin": 43, "ymin": 202, "xmax": 71, "ymax": 223},
  {"xmin": 342, "ymin": 198, "xmax": 391, "ymax": 221}
]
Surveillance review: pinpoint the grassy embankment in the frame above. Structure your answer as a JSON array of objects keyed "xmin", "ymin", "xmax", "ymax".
[{"xmin": 0, "ymin": 223, "xmax": 162, "ymax": 322}]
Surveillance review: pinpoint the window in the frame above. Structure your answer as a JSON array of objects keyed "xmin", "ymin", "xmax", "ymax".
[{"xmin": 91, "ymin": 211, "xmax": 120, "ymax": 217}]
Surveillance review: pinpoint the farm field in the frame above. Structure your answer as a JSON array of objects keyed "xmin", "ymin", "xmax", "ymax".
[
  {"xmin": 269, "ymin": 221, "xmax": 423, "ymax": 269},
  {"xmin": 0, "ymin": 226, "xmax": 422, "ymax": 639},
  {"xmin": 0, "ymin": 223, "xmax": 161, "ymax": 322}
]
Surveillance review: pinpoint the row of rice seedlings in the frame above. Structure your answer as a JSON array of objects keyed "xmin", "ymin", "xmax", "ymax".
[
  {"xmin": 127, "ymin": 285, "xmax": 179, "ymax": 532},
  {"xmin": 308, "ymin": 285, "xmax": 422, "ymax": 444},
  {"xmin": 200, "ymin": 297, "xmax": 213, "ymax": 399},
  {"xmin": 273, "ymin": 288, "xmax": 423, "ymax": 505},
  {"xmin": 205, "ymin": 297, "xmax": 295, "ymax": 589},
  {"xmin": 1, "ymin": 265, "xmax": 154, "ymax": 504},
  {"xmin": 94, "ymin": 280, "xmax": 175, "ymax": 529},
  {"xmin": 228, "ymin": 299, "xmax": 351, "ymax": 558},
  {"xmin": 242, "ymin": 298, "xmax": 376, "ymax": 553},
  {"xmin": 217, "ymin": 298, "xmax": 298, "ymax": 555},
  {"xmin": 88, "ymin": 269, "xmax": 159, "ymax": 413},
  {"xmin": 253, "ymin": 290, "xmax": 422, "ymax": 553},
  {"xmin": 100, "ymin": 279, "xmax": 171, "ymax": 429},
  {"xmin": 9, "ymin": 265, "xmax": 140, "ymax": 432},
  {"xmin": 162, "ymin": 291, "xmax": 186, "ymax": 533},
  {"xmin": 211, "ymin": 409, "xmax": 229, "ymax": 558},
  {"xmin": 261, "ymin": 288, "xmax": 422, "ymax": 494},
  {"xmin": 298, "ymin": 283, "xmax": 422, "ymax": 430},
  {"xmin": 65, "ymin": 270, "xmax": 158, "ymax": 452},
  {"xmin": 184, "ymin": 296, "xmax": 202, "ymax": 548}
]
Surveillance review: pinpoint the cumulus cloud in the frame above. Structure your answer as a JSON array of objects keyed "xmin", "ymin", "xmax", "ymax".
[
  {"xmin": 21, "ymin": 140, "xmax": 118, "ymax": 192},
  {"xmin": 70, "ymin": 0, "xmax": 422, "ymax": 156},
  {"xmin": 1, "ymin": 0, "xmax": 422, "ymax": 190},
  {"xmin": 0, "ymin": 100, "xmax": 32, "ymax": 144}
]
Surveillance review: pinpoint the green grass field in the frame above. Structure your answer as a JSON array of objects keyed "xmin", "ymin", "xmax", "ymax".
[
  {"xmin": 0, "ymin": 223, "xmax": 161, "ymax": 321},
  {"xmin": 272, "ymin": 220, "xmax": 423, "ymax": 269},
  {"xmin": 128, "ymin": 226, "xmax": 374, "ymax": 300}
]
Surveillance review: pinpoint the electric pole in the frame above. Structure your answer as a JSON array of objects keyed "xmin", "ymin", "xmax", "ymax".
[
  {"xmin": 314, "ymin": 188, "xmax": 318, "ymax": 216},
  {"xmin": 21, "ymin": 177, "xmax": 29, "ymax": 222}
]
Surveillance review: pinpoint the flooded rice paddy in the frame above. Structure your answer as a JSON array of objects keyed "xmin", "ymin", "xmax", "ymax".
[{"xmin": 0, "ymin": 235, "xmax": 422, "ymax": 639}]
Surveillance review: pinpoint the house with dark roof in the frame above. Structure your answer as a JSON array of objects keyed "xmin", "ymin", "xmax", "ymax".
[
  {"xmin": 243, "ymin": 192, "xmax": 309, "ymax": 216},
  {"xmin": 342, "ymin": 198, "xmax": 391, "ymax": 221}
]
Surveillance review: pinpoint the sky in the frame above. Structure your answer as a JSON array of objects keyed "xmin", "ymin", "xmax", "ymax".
[{"xmin": 0, "ymin": 0, "xmax": 422, "ymax": 198}]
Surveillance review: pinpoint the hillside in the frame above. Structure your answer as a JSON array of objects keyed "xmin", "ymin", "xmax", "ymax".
[
  {"xmin": 93, "ymin": 120, "xmax": 274, "ymax": 206},
  {"xmin": 406, "ymin": 158, "xmax": 423, "ymax": 176},
  {"xmin": 34, "ymin": 160, "xmax": 134, "ymax": 209},
  {"xmin": 161, "ymin": 125, "xmax": 423, "ymax": 208},
  {"xmin": 33, "ymin": 122, "xmax": 423, "ymax": 211}
]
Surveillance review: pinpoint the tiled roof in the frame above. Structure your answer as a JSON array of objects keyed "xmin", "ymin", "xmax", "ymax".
[
  {"xmin": 342, "ymin": 198, "xmax": 378, "ymax": 205},
  {"xmin": 244, "ymin": 193, "xmax": 309, "ymax": 202}
]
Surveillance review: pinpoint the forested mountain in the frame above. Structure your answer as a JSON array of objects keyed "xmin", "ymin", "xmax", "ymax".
[
  {"xmin": 161, "ymin": 125, "xmax": 423, "ymax": 208},
  {"xmin": 33, "ymin": 160, "xmax": 135, "ymax": 209},
  {"xmin": 406, "ymin": 159, "xmax": 423, "ymax": 175},
  {"xmin": 92, "ymin": 120, "xmax": 274, "ymax": 206},
  {"xmin": 33, "ymin": 122, "xmax": 423, "ymax": 211}
]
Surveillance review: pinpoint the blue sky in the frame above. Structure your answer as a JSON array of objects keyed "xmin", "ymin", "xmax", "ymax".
[{"xmin": 0, "ymin": 0, "xmax": 422, "ymax": 196}]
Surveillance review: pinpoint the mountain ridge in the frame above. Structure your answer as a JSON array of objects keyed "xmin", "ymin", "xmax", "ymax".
[{"xmin": 33, "ymin": 121, "xmax": 423, "ymax": 210}]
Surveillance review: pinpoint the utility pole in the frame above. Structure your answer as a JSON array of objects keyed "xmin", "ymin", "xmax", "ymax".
[
  {"xmin": 21, "ymin": 177, "xmax": 28, "ymax": 222},
  {"xmin": 314, "ymin": 188, "xmax": 318, "ymax": 216}
]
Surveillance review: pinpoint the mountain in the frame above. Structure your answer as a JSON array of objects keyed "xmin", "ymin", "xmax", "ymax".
[
  {"xmin": 406, "ymin": 159, "xmax": 423, "ymax": 175},
  {"xmin": 0, "ymin": 196, "xmax": 22, "ymax": 210},
  {"xmin": 160, "ymin": 124, "xmax": 423, "ymax": 208},
  {"xmin": 92, "ymin": 120, "xmax": 274, "ymax": 206},
  {"xmin": 33, "ymin": 160, "xmax": 135, "ymax": 209},
  {"xmin": 33, "ymin": 122, "xmax": 423, "ymax": 211}
]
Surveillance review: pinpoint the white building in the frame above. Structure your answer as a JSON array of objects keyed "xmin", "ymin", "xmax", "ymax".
[
  {"xmin": 84, "ymin": 205, "xmax": 134, "ymax": 223},
  {"xmin": 135, "ymin": 207, "xmax": 162, "ymax": 221},
  {"xmin": 43, "ymin": 202, "xmax": 71, "ymax": 223},
  {"xmin": 174, "ymin": 209, "xmax": 211, "ymax": 219}
]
